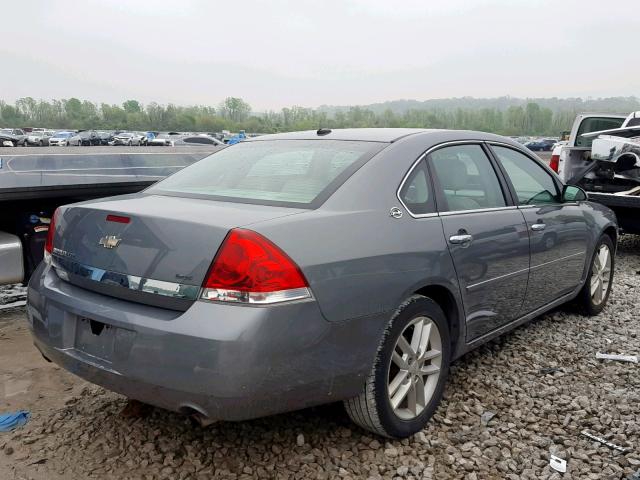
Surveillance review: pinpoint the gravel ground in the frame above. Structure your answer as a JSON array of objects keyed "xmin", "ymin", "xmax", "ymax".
[
  {"xmin": 1, "ymin": 235, "xmax": 639, "ymax": 480},
  {"xmin": 0, "ymin": 285, "xmax": 26, "ymax": 307}
]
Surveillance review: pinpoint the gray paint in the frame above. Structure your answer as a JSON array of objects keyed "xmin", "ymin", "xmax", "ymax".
[{"xmin": 28, "ymin": 128, "xmax": 617, "ymax": 421}]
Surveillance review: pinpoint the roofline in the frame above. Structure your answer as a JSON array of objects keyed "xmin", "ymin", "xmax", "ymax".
[
  {"xmin": 575, "ymin": 112, "xmax": 628, "ymax": 118},
  {"xmin": 244, "ymin": 128, "xmax": 436, "ymax": 143}
]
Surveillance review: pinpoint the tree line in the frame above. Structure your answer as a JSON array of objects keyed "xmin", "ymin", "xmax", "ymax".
[{"xmin": 1, "ymin": 96, "xmax": 637, "ymax": 136}]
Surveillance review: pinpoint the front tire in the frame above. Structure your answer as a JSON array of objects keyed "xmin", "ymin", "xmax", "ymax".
[
  {"xmin": 344, "ymin": 295, "xmax": 451, "ymax": 438},
  {"xmin": 575, "ymin": 234, "xmax": 614, "ymax": 316}
]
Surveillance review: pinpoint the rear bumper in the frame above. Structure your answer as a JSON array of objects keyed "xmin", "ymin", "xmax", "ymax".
[{"xmin": 27, "ymin": 263, "xmax": 384, "ymax": 420}]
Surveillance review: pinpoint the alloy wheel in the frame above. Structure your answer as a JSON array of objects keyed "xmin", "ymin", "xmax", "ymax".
[
  {"xmin": 590, "ymin": 244, "xmax": 612, "ymax": 306},
  {"xmin": 387, "ymin": 316, "xmax": 442, "ymax": 420}
]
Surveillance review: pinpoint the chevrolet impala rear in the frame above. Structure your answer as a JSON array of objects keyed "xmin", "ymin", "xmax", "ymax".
[{"xmin": 26, "ymin": 135, "xmax": 389, "ymax": 422}]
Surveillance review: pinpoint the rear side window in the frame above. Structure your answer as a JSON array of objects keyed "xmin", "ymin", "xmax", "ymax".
[
  {"xmin": 399, "ymin": 160, "xmax": 434, "ymax": 215},
  {"xmin": 429, "ymin": 144, "xmax": 506, "ymax": 212},
  {"xmin": 492, "ymin": 146, "xmax": 559, "ymax": 205},
  {"xmin": 575, "ymin": 117, "xmax": 625, "ymax": 147},
  {"xmin": 148, "ymin": 140, "xmax": 383, "ymax": 207}
]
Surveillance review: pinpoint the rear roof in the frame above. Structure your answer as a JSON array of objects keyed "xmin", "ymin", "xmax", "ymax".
[{"xmin": 245, "ymin": 128, "xmax": 437, "ymax": 143}]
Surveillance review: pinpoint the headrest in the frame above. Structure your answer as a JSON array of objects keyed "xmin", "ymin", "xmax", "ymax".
[{"xmin": 438, "ymin": 158, "xmax": 469, "ymax": 191}]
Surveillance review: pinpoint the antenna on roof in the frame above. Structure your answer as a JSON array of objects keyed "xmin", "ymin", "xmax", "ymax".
[{"xmin": 316, "ymin": 128, "xmax": 332, "ymax": 136}]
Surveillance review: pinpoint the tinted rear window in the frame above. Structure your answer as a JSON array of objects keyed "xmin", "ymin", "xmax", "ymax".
[
  {"xmin": 148, "ymin": 140, "xmax": 383, "ymax": 207},
  {"xmin": 575, "ymin": 117, "xmax": 625, "ymax": 148}
]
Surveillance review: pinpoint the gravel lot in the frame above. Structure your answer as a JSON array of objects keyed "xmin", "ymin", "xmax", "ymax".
[{"xmin": 1, "ymin": 234, "xmax": 638, "ymax": 480}]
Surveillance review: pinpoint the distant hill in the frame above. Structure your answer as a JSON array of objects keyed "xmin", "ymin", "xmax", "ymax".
[{"xmin": 317, "ymin": 96, "xmax": 640, "ymax": 116}]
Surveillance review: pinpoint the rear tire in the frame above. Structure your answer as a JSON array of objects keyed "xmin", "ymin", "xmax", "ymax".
[
  {"xmin": 344, "ymin": 295, "xmax": 451, "ymax": 438},
  {"xmin": 575, "ymin": 234, "xmax": 614, "ymax": 316}
]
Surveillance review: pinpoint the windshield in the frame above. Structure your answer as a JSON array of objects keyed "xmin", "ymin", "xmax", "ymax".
[
  {"xmin": 53, "ymin": 132, "xmax": 71, "ymax": 138},
  {"xmin": 148, "ymin": 139, "xmax": 383, "ymax": 207},
  {"xmin": 1, "ymin": 129, "xmax": 12, "ymax": 134}
]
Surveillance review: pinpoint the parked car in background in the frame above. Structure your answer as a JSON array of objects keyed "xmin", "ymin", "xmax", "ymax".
[
  {"xmin": 226, "ymin": 130, "xmax": 247, "ymax": 145},
  {"xmin": 29, "ymin": 128, "xmax": 617, "ymax": 438},
  {"xmin": 525, "ymin": 139, "xmax": 555, "ymax": 151},
  {"xmin": 96, "ymin": 131, "xmax": 114, "ymax": 145},
  {"xmin": 68, "ymin": 130, "xmax": 101, "ymax": 146},
  {"xmin": 0, "ymin": 132, "xmax": 17, "ymax": 146},
  {"xmin": 0, "ymin": 128, "xmax": 27, "ymax": 146},
  {"xmin": 134, "ymin": 132, "xmax": 149, "ymax": 145},
  {"xmin": 25, "ymin": 130, "xmax": 55, "ymax": 146},
  {"xmin": 48, "ymin": 131, "xmax": 74, "ymax": 146},
  {"xmin": 148, "ymin": 132, "xmax": 182, "ymax": 146},
  {"xmin": 552, "ymin": 112, "xmax": 640, "ymax": 234},
  {"xmin": 111, "ymin": 132, "xmax": 145, "ymax": 146}
]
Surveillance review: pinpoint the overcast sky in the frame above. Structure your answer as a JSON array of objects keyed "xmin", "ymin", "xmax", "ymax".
[{"xmin": 1, "ymin": 0, "xmax": 638, "ymax": 111}]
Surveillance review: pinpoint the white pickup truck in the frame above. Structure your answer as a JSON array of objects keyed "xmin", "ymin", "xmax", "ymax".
[{"xmin": 552, "ymin": 112, "xmax": 640, "ymax": 234}]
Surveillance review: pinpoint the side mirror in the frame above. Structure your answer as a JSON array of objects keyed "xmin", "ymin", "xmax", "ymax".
[{"xmin": 562, "ymin": 185, "xmax": 587, "ymax": 202}]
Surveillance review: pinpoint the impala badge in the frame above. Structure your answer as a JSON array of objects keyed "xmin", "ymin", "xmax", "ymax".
[{"xmin": 99, "ymin": 235, "xmax": 121, "ymax": 249}]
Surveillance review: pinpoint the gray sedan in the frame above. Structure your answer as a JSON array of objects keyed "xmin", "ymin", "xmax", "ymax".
[{"xmin": 27, "ymin": 128, "xmax": 617, "ymax": 438}]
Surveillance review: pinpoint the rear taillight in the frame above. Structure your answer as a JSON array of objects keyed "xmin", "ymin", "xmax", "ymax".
[
  {"xmin": 44, "ymin": 208, "xmax": 59, "ymax": 263},
  {"xmin": 201, "ymin": 228, "xmax": 311, "ymax": 304},
  {"xmin": 549, "ymin": 154, "xmax": 560, "ymax": 172}
]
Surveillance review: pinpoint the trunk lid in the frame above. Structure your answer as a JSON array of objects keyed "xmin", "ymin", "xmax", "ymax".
[{"xmin": 52, "ymin": 194, "xmax": 304, "ymax": 309}]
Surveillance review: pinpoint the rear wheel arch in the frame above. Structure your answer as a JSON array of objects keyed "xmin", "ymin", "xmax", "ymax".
[
  {"xmin": 603, "ymin": 225, "xmax": 617, "ymax": 248},
  {"xmin": 413, "ymin": 284, "xmax": 462, "ymax": 358}
]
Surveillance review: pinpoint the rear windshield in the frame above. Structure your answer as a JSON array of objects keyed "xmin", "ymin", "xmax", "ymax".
[
  {"xmin": 148, "ymin": 140, "xmax": 383, "ymax": 207},
  {"xmin": 575, "ymin": 117, "xmax": 625, "ymax": 148}
]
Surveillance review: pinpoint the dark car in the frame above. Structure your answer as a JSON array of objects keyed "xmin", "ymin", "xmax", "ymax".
[
  {"xmin": 525, "ymin": 139, "xmax": 555, "ymax": 151},
  {"xmin": 69, "ymin": 130, "xmax": 101, "ymax": 146},
  {"xmin": 29, "ymin": 128, "xmax": 617, "ymax": 438},
  {"xmin": 96, "ymin": 131, "xmax": 115, "ymax": 145},
  {"xmin": 0, "ymin": 128, "xmax": 27, "ymax": 146},
  {"xmin": 170, "ymin": 135, "xmax": 223, "ymax": 146}
]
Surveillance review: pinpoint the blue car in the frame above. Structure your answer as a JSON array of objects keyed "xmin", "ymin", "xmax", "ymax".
[{"xmin": 525, "ymin": 139, "xmax": 555, "ymax": 152}]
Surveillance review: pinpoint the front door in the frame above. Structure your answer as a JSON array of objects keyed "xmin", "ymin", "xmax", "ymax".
[
  {"xmin": 489, "ymin": 145, "xmax": 589, "ymax": 313},
  {"xmin": 428, "ymin": 144, "xmax": 530, "ymax": 341}
]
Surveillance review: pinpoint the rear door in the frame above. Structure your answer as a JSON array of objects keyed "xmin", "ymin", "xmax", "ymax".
[
  {"xmin": 427, "ymin": 143, "xmax": 530, "ymax": 341},
  {"xmin": 489, "ymin": 144, "xmax": 589, "ymax": 313}
]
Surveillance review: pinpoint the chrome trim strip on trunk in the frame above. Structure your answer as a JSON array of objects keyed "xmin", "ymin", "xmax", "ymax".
[
  {"xmin": 51, "ymin": 255, "xmax": 199, "ymax": 300},
  {"xmin": 50, "ymin": 255, "xmax": 199, "ymax": 311}
]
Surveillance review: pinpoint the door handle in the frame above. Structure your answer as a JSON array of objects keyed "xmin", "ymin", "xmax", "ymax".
[
  {"xmin": 449, "ymin": 234, "xmax": 473, "ymax": 246},
  {"xmin": 531, "ymin": 223, "xmax": 546, "ymax": 231}
]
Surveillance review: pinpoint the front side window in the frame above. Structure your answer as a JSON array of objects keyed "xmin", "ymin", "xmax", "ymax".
[
  {"xmin": 398, "ymin": 160, "xmax": 434, "ymax": 215},
  {"xmin": 492, "ymin": 146, "xmax": 559, "ymax": 205},
  {"xmin": 429, "ymin": 144, "xmax": 506, "ymax": 212},
  {"xmin": 148, "ymin": 140, "xmax": 382, "ymax": 207}
]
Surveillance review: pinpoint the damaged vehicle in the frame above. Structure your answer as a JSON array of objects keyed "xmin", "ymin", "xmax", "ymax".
[
  {"xmin": 28, "ymin": 128, "xmax": 617, "ymax": 438},
  {"xmin": 552, "ymin": 111, "xmax": 640, "ymax": 234}
]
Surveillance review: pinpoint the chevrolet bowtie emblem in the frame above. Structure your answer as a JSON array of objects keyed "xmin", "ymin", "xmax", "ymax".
[{"xmin": 98, "ymin": 235, "xmax": 122, "ymax": 249}]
